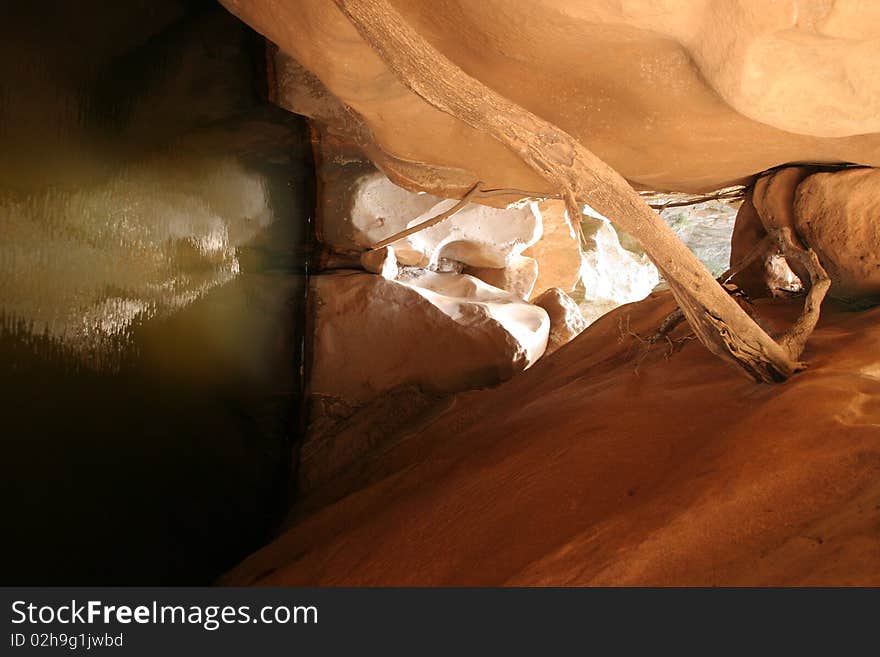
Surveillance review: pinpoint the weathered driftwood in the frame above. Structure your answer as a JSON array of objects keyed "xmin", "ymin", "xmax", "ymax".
[{"xmin": 334, "ymin": 0, "xmax": 823, "ymax": 382}]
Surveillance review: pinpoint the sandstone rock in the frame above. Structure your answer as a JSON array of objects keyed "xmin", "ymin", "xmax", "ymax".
[
  {"xmin": 348, "ymin": 173, "xmax": 440, "ymax": 264},
  {"xmin": 753, "ymin": 167, "xmax": 815, "ymax": 235},
  {"xmin": 794, "ymin": 168, "xmax": 880, "ymax": 301},
  {"xmin": 299, "ymin": 386, "xmax": 449, "ymax": 500},
  {"xmin": 464, "ymin": 255, "xmax": 539, "ymax": 300},
  {"xmin": 399, "ymin": 271, "xmax": 549, "ymax": 368},
  {"xmin": 309, "ymin": 271, "xmax": 548, "ymax": 405},
  {"xmin": 223, "ymin": 294, "xmax": 880, "ymax": 586},
  {"xmin": 752, "ymin": 167, "xmax": 817, "ymax": 284},
  {"xmin": 360, "ymin": 245, "xmax": 398, "ymax": 280},
  {"xmin": 729, "ymin": 192, "xmax": 772, "ymax": 296},
  {"xmin": 226, "ymin": 0, "xmax": 880, "ymax": 197},
  {"xmin": 533, "ymin": 288, "xmax": 587, "ymax": 355},
  {"xmin": 523, "ymin": 200, "xmax": 582, "ymax": 299},
  {"xmin": 729, "ymin": 190, "xmax": 802, "ymax": 298},
  {"xmin": 348, "ymin": 172, "xmax": 541, "ymax": 269}
]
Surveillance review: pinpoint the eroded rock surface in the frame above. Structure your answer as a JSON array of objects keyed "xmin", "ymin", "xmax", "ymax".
[
  {"xmin": 794, "ymin": 168, "xmax": 880, "ymax": 302},
  {"xmin": 577, "ymin": 219, "xmax": 659, "ymax": 325},
  {"xmin": 309, "ymin": 271, "xmax": 548, "ymax": 405},
  {"xmin": 223, "ymin": 294, "xmax": 880, "ymax": 586},
  {"xmin": 225, "ymin": 0, "xmax": 880, "ymax": 198},
  {"xmin": 532, "ymin": 287, "xmax": 587, "ymax": 355},
  {"xmin": 464, "ymin": 256, "xmax": 539, "ymax": 301},
  {"xmin": 523, "ymin": 200, "xmax": 582, "ymax": 299},
  {"xmin": 349, "ymin": 172, "xmax": 542, "ymax": 268}
]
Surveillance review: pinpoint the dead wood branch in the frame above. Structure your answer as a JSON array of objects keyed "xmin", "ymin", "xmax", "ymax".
[
  {"xmin": 773, "ymin": 227, "xmax": 831, "ymax": 358},
  {"xmin": 335, "ymin": 0, "xmax": 818, "ymax": 382},
  {"xmin": 644, "ymin": 186, "xmax": 747, "ymax": 211}
]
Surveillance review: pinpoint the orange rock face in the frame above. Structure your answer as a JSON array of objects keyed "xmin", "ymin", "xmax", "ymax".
[
  {"xmin": 223, "ymin": 293, "xmax": 880, "ymax": 586},
  {"xmin": 522, "ymin": 201, "xmax": 582, "ymax": 299},
  {"xmin": 794, "ymin": 168, "xmax": 880, "ymax": 302},
  {"xmin": 222, "ymin": 0, "xmax": 880, "ymax": 197}
]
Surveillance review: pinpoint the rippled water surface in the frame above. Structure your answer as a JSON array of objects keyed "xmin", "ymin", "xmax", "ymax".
[{"xmin": 1, "ymin": 1, "xmax": 312, "ymax": 584}]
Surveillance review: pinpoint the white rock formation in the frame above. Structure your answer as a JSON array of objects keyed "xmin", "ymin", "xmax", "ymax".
[
  {"xmin": 309, "ymin": 271, "xmax": 549, "ymax": 405},
  {"xmin": 399, "ymin": 271, "xmax": 549, "ymax": 368},
  {"xmin": 349, "ymin": 172, "xmax": 542, "ymax": 269},
  {"xmin": 578, "ymin": 219, "xmax": 660, "ymax": 325}
]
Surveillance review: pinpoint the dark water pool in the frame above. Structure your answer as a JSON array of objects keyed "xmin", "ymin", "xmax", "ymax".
[{"xmin": 0, "ymin": 0, "xmax": 312, "ymax": 584}]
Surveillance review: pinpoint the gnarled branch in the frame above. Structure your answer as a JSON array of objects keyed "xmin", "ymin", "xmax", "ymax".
[{"xmin": 333, "ymin": 0, "xmax": 809, "ymax": 382}]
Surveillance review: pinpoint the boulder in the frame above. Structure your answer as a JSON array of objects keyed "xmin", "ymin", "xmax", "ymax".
[
  {"xmin": 752, "ymin": 167, "xmax": 816, "ymax": 284},
  {"xmin": 533, "ymin": 287, "xmax": 588, "ymax": 355},
  {"xmin": 464, "ymin": 255, "xmax": 539, "ymax": 300},
  {"xmin": 794, "ymin": 168, "xmax": 880, "ymax": 301},
  {"xmin": 309, "ymin": 271, "xmax": 548, "ymax": 405}
]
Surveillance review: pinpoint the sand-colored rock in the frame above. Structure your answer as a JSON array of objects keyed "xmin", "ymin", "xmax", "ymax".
[
  {"xmin": 464, "ymin": 256, "xmax": 538, "ymax": 300},
  {"xmin": 223, "ymin": 293, "xmax": 880, "ymax": 586},
  {"xmin": 300, "ymin": 386, "xmax": 449, "ymax": 499},
  {"xmin": 523, "ymin": 200, "xmax": 582, "ymax": 299},
  {"xmin": 794, "ymin": 168, "xmax": 880, "ymax": 301},
  {"xmin": 532, "ymin": 288, "xmax": 587, "ymax": 355},
  {"xmin": 751, "ymin": 167, "xmax": 818, "ymax": 284},
  {"xmin": 226, "ymin": 0, "xmax": 880, "ymax": 198},
  {"xmin": 309, "ymin": 271, "xmax": 548, "ymax": 405}
]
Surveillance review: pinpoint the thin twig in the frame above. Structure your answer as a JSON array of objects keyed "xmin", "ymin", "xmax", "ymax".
[
  {"xmin": 645, "ymin": 187, "xmax": 747, "ymax": 211},
  {"xmin": 369, "ymin": 181, "xmax": 483, "ymax": 250},
  {"xmin": 476, "ymin": 186, "xmax": 561, "ymax": 200}
]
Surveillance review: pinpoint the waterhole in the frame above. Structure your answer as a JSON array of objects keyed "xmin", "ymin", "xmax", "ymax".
[{"xmin": 1, "ymin": 0, "xmax": 312, "ymax": 584}]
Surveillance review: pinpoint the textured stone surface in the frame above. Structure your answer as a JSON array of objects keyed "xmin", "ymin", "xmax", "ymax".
[
  {"xmin": 348, "ymin": 172, "xmax": 542, "ymax": 268},
  {"xmin": 223, "ymin": 294, "xmax": 880, "ymax": 586},
  {"xmin": 309, "ymin": 271, "xmax": 548, "ymax": 405},
  {"xmin": 577, "ymin": 220, "xmax": 659, "ymax": 325},
  {"xmin": 464, "ymin": 255, "xmax": 539, "ymax": 300},
  {"xmin": 532, "ymin": 287, "xmax": 587, "ymax": 355},
  {"xmin": 523, "ymin": 200, "xmax": 582, "ymax": 299},
  {"xmin": 794, "ymin": 168, "xmax": 880, "ymax": 301},
  {"xmin": 225, "ymin": 0, "xmax": 880, "ymax": 197},
  {"xmin": 360, "ymin": 246, "xmax": 398, "ymax": 280}
]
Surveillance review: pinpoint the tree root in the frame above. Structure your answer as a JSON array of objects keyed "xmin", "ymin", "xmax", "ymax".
[{"xmin": 773, "ymin": 227, "xmax": 831, "ymax": 358}]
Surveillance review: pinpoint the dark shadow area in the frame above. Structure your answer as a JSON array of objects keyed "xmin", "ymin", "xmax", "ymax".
[{"xmin": 0, "ymin": 0, "xmax": 313, "ymax": 584}]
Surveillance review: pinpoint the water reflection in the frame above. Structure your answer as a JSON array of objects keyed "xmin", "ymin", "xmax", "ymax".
[
  {"xmin": 1, "ymin": 155, "xmax": 276, "ymax": 366},
  {"xmin": 1, "ymin": 1, "xmax": 311, "ymax": 583}
]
